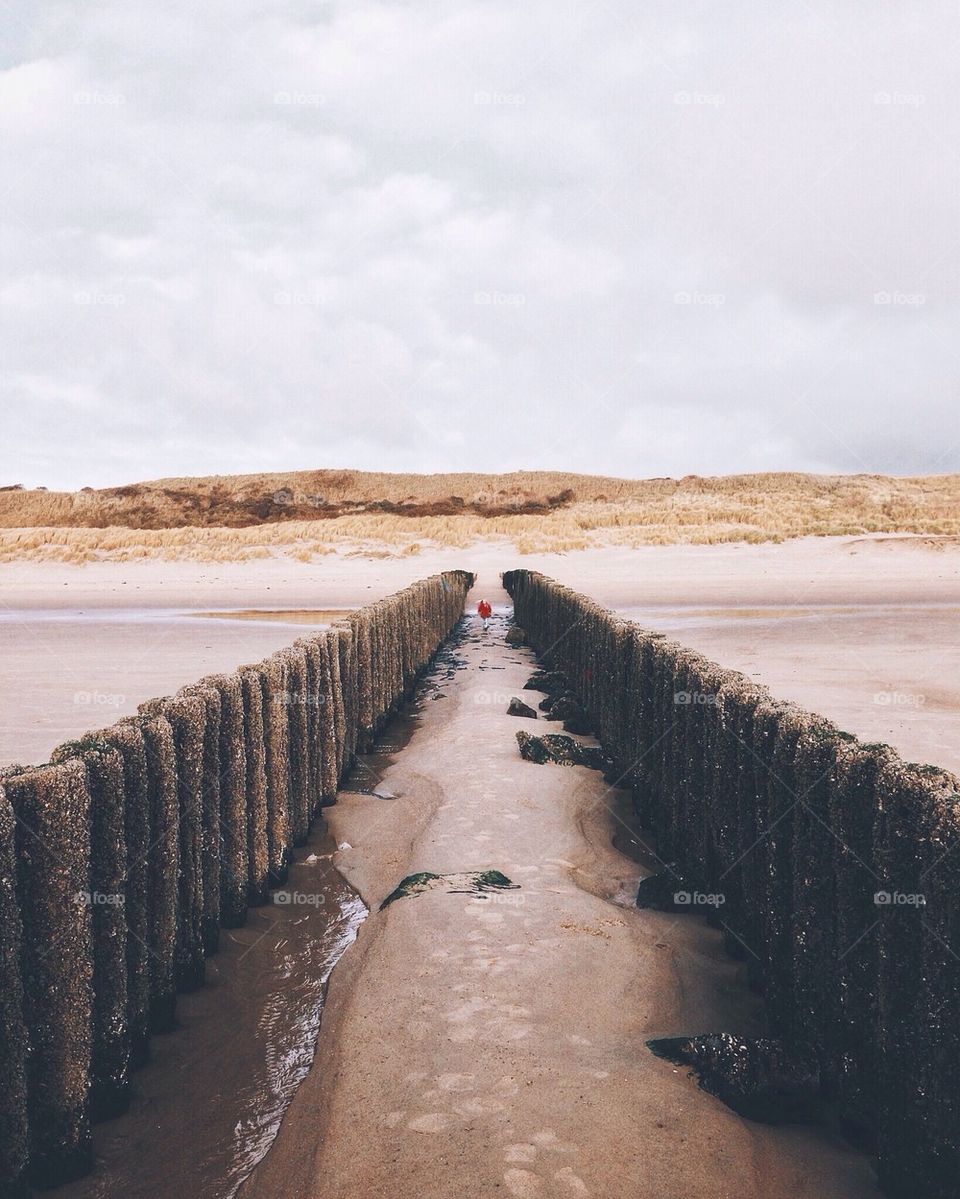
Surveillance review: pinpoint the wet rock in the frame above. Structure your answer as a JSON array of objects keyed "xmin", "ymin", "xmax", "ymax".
[
  {"xmin": 507, "ymin": 697, "xmax": 538, "ymax": 719},
  {"xmin": 562, "ymin": 714, "xmax": 593, "ymax": 735},
  {"xmin": 646, "ymin": 1034, "xmax": 821, "ymax": 1124},
  {"xmin": 504, "ymin": 626, "xmax": 527, "ymax": 646},
  {"xmin": 524, "ymin": 670, "xmax": 567, "ymax": 693},
  {"xmin": 380, "ymin": 869, "xmax": 520, "ymax": 910},
  {"xmin": 515, "ymin": 731, "xmax": 608, "ymax": 771},
  {"xmin": 544, "ymin": 695, "xmax": 583, "ymax": 723},
  {"xmin": 635, "ymin": 871, "xmax": 697, "ymax": 912}
]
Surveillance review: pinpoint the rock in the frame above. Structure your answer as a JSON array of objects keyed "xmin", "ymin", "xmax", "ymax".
[
  {"xmin": 504, "ymin": 626, "xmax": 527, "ymax": 646},
  {"xmin": 523, "ymin": 670, "xmax": 567, "ymax": 693},
  {"xmin": 562, "ymin": 714, "xmax": 593, "ymax": 735},
  {"xmin": 515, "ymin": 731, "xmax": 608, "ymax": 771},
  {"xmin": 507, "ymin": 697, "xmax": 538, "ymax": 719},
  {"xmin": 544, "ymin": 695, "xmax": 583, "ymax": 722},
  {"xmin": 379, "ymin": 869, "xmax": 520, "ymax": 910},
  {"xmin": 646, "ymin": 1034, "xmax": 821, "ymax": 1124},
  {"xmin": 635, "ymin": 871, "xmax": 695, "ymax": 911}
]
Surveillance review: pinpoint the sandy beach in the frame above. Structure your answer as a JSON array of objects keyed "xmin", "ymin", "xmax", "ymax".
[
  {"xmin": 240, "ymin": 598, "xmax": 879, "ymax": 1199},
  {"xmin": 3, "ymin": 536, "xmax": 958, "ymax": 773},
  {"xmin": 2, "ymin": 534, "xmax": 956, "ymax": 1195}
]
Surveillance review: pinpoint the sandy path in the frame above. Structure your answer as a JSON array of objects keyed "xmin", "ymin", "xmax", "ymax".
[{"xmin": 241, "ymin": 586, "xmax": 878, "ymax": 1199}]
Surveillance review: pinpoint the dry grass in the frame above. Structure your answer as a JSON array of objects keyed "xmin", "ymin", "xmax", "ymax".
[{"xmin": 2, "ymin": 470, "xmax": 960, "ymax": 563}]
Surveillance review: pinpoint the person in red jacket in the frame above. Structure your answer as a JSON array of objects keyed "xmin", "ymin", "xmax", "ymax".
[{"xmin": 477, "ymin": 598, "xmax": 492, "ymax": 630}]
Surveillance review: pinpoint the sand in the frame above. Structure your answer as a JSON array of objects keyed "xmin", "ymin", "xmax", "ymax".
[
  {"xmin": 2, "ymin": 534, "xmax": 955, "ymax": 1195},
  {"xmin": 240, "ymin": 602, "xmax": 878, "ymax": 1199},
  {"xmin": 3, "ymin": 535, "xmax": 957, "ymax": 773}
]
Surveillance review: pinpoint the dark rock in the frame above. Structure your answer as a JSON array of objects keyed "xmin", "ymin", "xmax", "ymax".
[
  {"xmin": 504, "ymin": 626, "xmax": 526, "ymax": 646},
  {"xmin": 507, "ymin": 697, "xmax": 538, "ymax": 719},
  {"xmin": 646, "ymin": 1034, "xmax": 821, "ymax": 1124},
  {"xmin": 635, "ymin": 871, "xmax": 697, "ymax": 912},
  {"xmin": 562, "ymin": 715, "xmax": 593, "ymax": 735},
  {"xmin": 544, "ymin": 695, "xmax": 583, "ymax": 723},
  {"xmin": 515, "ymin": 731, "xmax": 608, "ymax": 771},
  {"xmin": 523, "ymin": 670, "xmax": 567, "ymax": 693},
  {"xmin": 380, "ymin": 869, "xmax": 520, "ymax": 910}
]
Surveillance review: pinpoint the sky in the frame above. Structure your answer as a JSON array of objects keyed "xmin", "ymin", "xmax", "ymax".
[{"xmin": 1, "ymin": 0, "xmax": 958, "ymax": 489}]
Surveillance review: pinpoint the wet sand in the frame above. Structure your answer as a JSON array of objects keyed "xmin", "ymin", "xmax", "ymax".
[
  {"xmin": 47, "ymin": 686, "xmax": 437, "ymax": 1199},
  {"xmin": 3, "ymin": 535, "xmax": 957, "ymax": 774},
  {"xmin": 1, "ymin": 535, "xmax": 955, "ymax": 1196},
  {"xmin": 57, "ymin": 818, "xmax": 364, "ymax": 1199},
  {"xmin": 616, "ymin": 602, "xmax": 960, "ymax": 776},
  {"xmin": 195, "ymin": 609, "xmax": 352, "ymax": 625},
  {"xmin": 240, "ymin": 604, "xmax": 879, "ymax": 1199},
  {"xmin": 0, "ymin": 611, "xmax": 324, "ymax": 768}
]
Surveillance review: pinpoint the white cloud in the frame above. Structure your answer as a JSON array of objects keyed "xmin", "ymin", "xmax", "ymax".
[{"xmin": 1, "ymin": 0, "xmax": 958, "ymax": 487}]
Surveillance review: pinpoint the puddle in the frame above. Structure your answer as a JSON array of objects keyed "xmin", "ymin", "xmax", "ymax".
[
  {"xmin": 192, "ymin": 609, "xmax": 352, "ymax": 626},
  {"xmin": 342, "ymin": 617, "xmax": 472, "ymax": 799},
  {"xmin": 341, "ymin": 706, "xmax": 423, "ymax": 797}
]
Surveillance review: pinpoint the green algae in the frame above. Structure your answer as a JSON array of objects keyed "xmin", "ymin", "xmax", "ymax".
[{"xmin": 379, "ymin": 869, "xmax": 519, "ymax": 910}]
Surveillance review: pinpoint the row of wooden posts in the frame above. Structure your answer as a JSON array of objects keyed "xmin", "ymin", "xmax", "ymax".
[
  {"xmin": 0, "ymin": 570, "xmax": 473, "ymax": 1195},
  {"xmin": 503, "ymin": 568, "xmax": 959, "ymax": 1199}
]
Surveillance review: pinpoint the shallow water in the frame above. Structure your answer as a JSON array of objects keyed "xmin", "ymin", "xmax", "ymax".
[
  {"xmin": 51, "ymin": 640, "xmax": 463, "ymax": 1199},
  {"xmin": 0, "ymin": 609, "xmax": 330, "ymax": 767},
  {"xmin": 59, "ymin": 818, "xmax": 365, "ymax": 1199}
]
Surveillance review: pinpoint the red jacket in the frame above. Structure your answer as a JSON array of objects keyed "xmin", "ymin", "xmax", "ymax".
[{"xmin": 477, "ymin": 601, "xmax": 492, "ymax": 618}]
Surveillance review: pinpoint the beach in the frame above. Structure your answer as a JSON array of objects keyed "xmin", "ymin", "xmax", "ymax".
[{"xmin": 2, "ymin": 534, "xmax": 957, "ymax": 1195}]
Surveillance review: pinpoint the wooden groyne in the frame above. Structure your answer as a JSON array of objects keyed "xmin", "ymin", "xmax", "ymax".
[
  {"xmin": 503, "ymin": 569, "xmax": 959, "ymax": 1199},
  {"xmin": 0, "ymin": 570, "xmax": 472, "ymax": 1195}
]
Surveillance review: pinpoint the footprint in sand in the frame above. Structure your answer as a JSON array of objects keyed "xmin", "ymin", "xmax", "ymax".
[
  {"xmin": 532, "ymin": 1129, "xmax": 576, "ymax": 1153},
  {"xmin": 503, "ymin": 1138, "xmax": 589, "ymax": 1196},
  {"xmin": 406, "ymin": 1112, "xmax": 452, "ymax": 1133},
  {"xmin": 554, "ymin": 1166, "xmax": 590, "ymax": 1195},
  {"xmin": 504, "ymin": 1168, "xmax": 543, "ymax": 1197},
  {"xmin": 453, "ymin": 1095, "xmax": 506, "ymax": 1117},
  {"xmin": 437, "ymin": 1072, "xmax": 475, "ymax": 1091}
]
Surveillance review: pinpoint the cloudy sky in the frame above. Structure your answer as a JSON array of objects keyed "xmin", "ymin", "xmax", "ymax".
[{"xmin": 2, "ymin": 1, "xmax": 958, "ymax": 488}]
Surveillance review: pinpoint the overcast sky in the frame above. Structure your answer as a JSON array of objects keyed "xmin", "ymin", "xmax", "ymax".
[{"xmin": 1, "ymin": 1, "xmax": 958, "ymax": 489}]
